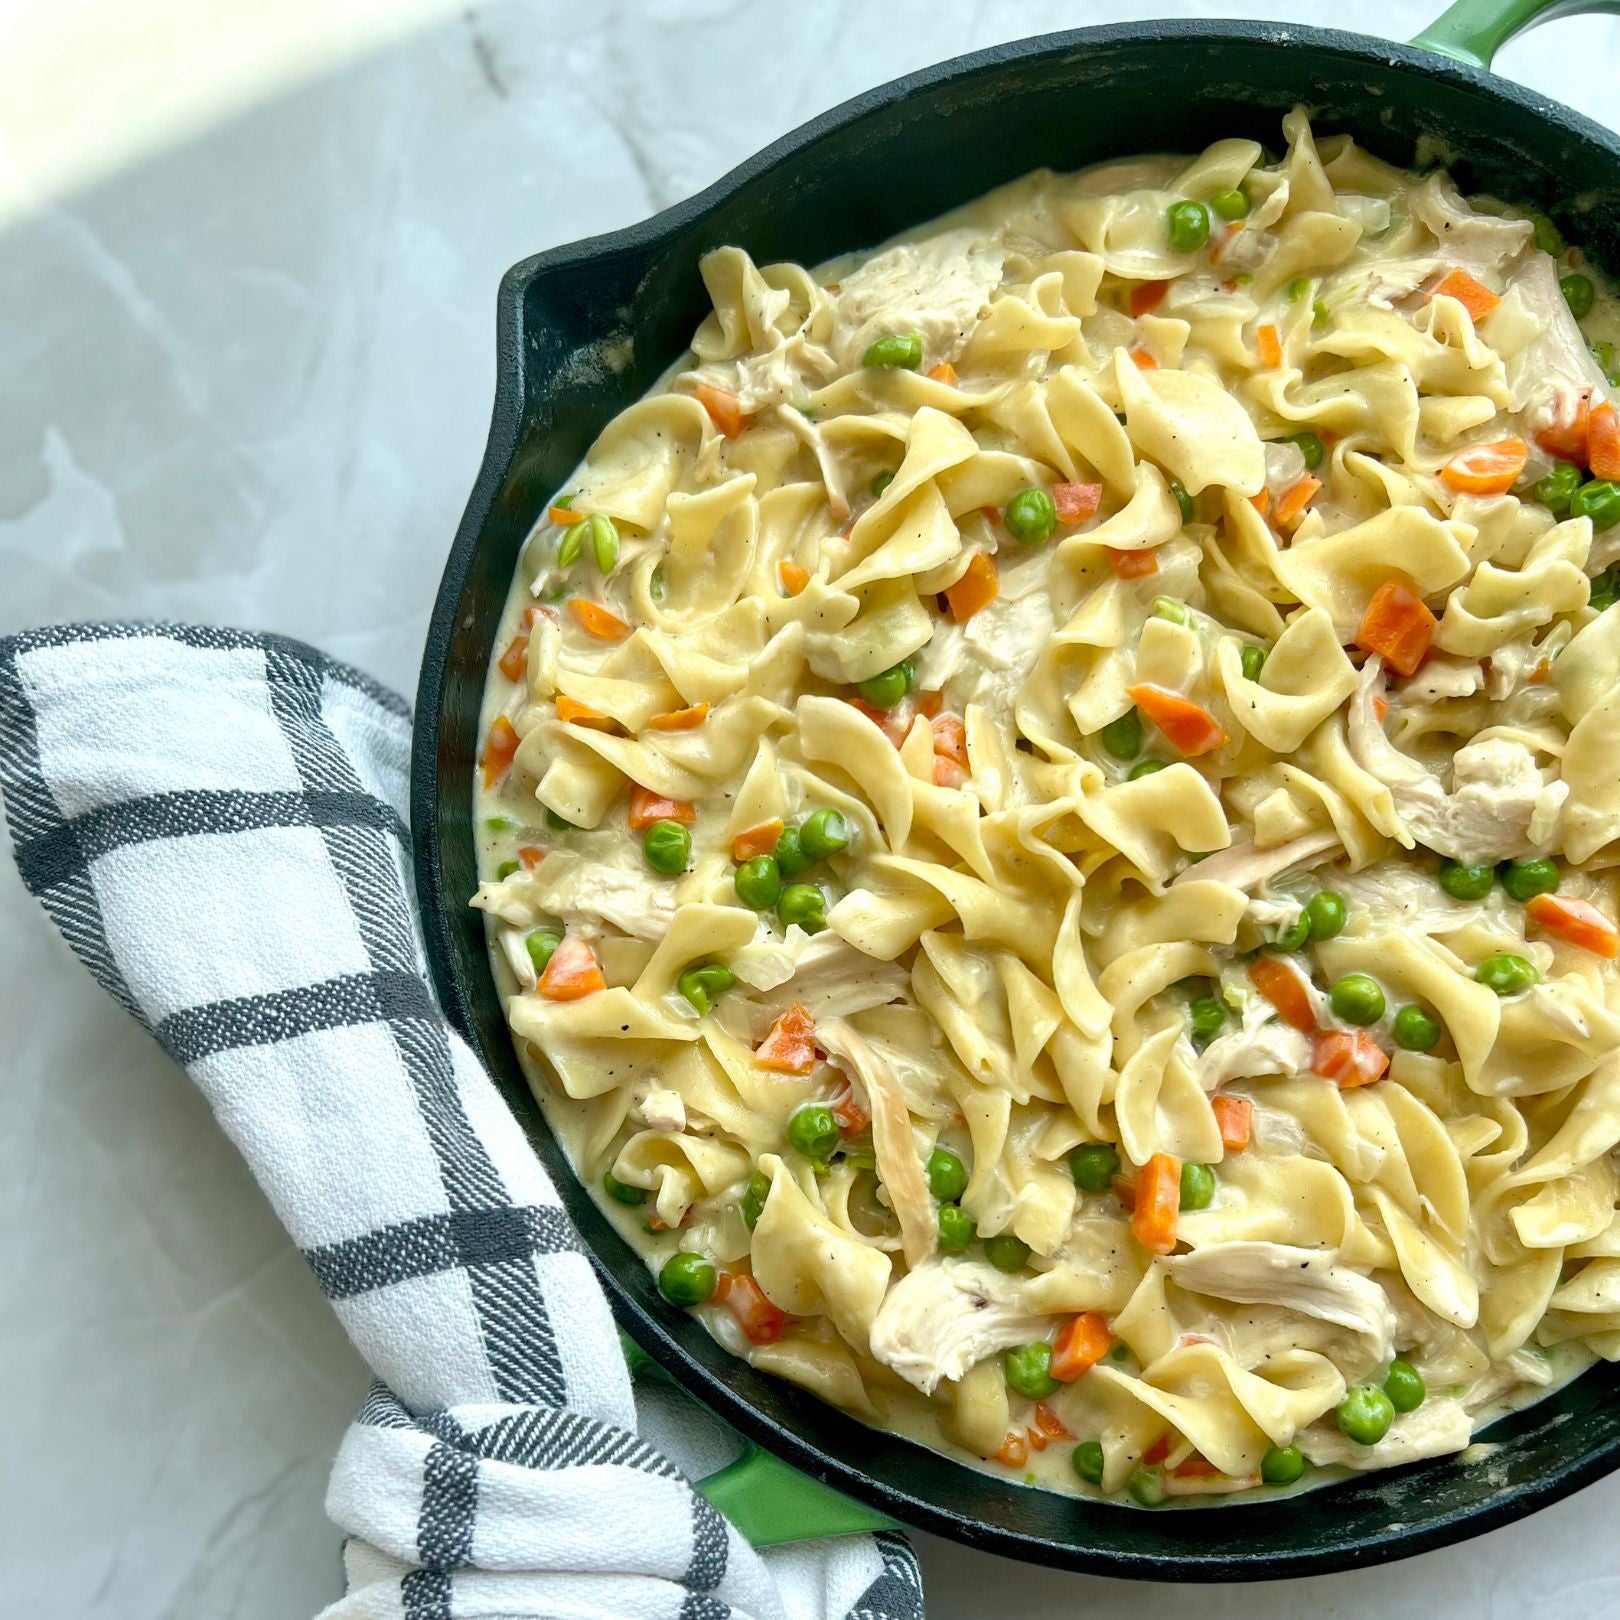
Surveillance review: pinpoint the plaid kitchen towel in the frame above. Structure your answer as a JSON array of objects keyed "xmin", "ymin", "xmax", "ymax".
[{"xmin": 0, "ymin": 623, "xmax": 924, "ymax": 1620}]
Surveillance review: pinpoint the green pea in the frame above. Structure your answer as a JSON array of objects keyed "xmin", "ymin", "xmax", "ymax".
[
  {"xmin": 1005, "ymin": 487, "xmax": 1058, "ymax": 545},
  {"xmin": 1180, "ymin": 1162, "xmax": 1216, "ymax": 1211},
  {"xmin": 773, "ymin": 825, "xmax": 812, "ymax": 878},
  {"xmin": 927, "ymin": 1147, "xmax": 968, "ymax": 1202},
  {"xmin": 1384, "ymin": 1358, "xmax": 1427, "ymax": 1414},
  {"xmin": 1305, "ymin": 890, "xmax": 1347, "ymax": 941},
  {"xmin": 1189, "ymin": 996, "xmax": 1227, "ymax": 1047},
  {"xmin": 1129, "ymin": 759, "xmax": 1169, "ymax": 780},
  {"xmin": 777, "ymin": 882, "xmax": 827, "ymax": 934},
  {"xmin": 871, "ymin": 470, "xmax": 895, "ymax": 497},
  {"xmin": 1329, "ymin": 973, "xmax": 1385, "ymax": 1026},
  {"xmin": 1393, "ymin": 1004, "xmax": 1441, "ymax": 1052},
  {"xmin": 1561, "ymin": 273, "xmax": 1595, "ymax": 320},
  {"xmin": 1072, "ymin": 1439, "xmax": 1107, "ymax": 1485},
  {"xmin": 1169, "ymin": 480, "xmax": 1196, "ymax": 524},
  {"xmin": 1501, "ymin": 857, "xmax": 1560, "ymax": 902},
  {"xmin": 788, "ymin": 1104, "xmax": 840, "ymax": 1163},
  {"xmin": 485, "ymin": 815, "xmax": 515, "ymax": 833},
  {"xmin": 585, "ymin": 512, "xmax": 619, "ymax": 574},
  {"xmin": 552, "ymin": 493, "xmax": 575, "ymax": 512},
  {"xmin": 650, "ymin": 564, "xmax": 667, "ymax": 602},
  {"xmin": 1477, "ymin": 953, "xmax": 1538, "ymax": 996},
  {"xmin": 1312, "ymin": 299, "xmax": 1330, "ymax": 329},
  {"xmin": 1572, "ymin": 479, "xmax": 1620, "ymax": 530},
  {"xmin": 1004, "ymin": 1342, "xmax": 1060, "ymax": 1399},
  {"xmin": 1533, "ymin": 212, "xmax": 1564, "ymax": 255},
  {"xmin": 1285, "ymin": 275, "xmax": 1312, "ymax": 302},
  {"xmin": 799, "ymin": 808, "xmax": 852, "ymax": 862},
  {"xmin": 1536, "ymin": 460, "xmax": 1584, "ymax": 518},
  {"xmin": 984, "ymin": 1234, "xmax": 1031, "ymax": 1273},
  {"xmin": 658, "ymin": 1251, "xmax": 717, "ymax": 1307},
  {"xmin": 734, "ymin": 854, "xmax": 783, "ymax": 910},
  {"xmin": 557, "ymin": 523, "xmax": 586, "ymax": 567},
  {"xmin": 1261, "ymin": 1444, "xmax": 1305, "ymax": 1485},
  {"xmin": 857, "ymin": 661, "xmax": 914, "ymax": 709},
  {"xmin": 494, "ymin": 859, "xmax": 520, "ymax": 880},
  {"xmin": 1439, "ymin": 859, "xmax": 1495, "ymax": 901},
  {"xmin": 642, "ymin": 819, "xmax": 692, "ymax": 876},
  {"xmin": 1593, "ymin": 566, "xmax": 1620, "ymax": 612},
  {"xmin": 938, "ymin": 1202, "xmax": 976, "ymax": 1252},
  {"xmin": 1070, "ymin": 1142, "xmax": 1120, "ymax": 1192},
  {"xmin": 677, "ymin": 962, "xmax": 735, "ymax": 1016},
  {"xmin": 1100, "ymin": 708, "xmax": 1144, "ymax": 760},
  {"xmin": 604, "ymin": 1167, "xmax": 646, "ymax": 1205},
  {"xmin": 1283, "ymin": 429, "xmax": 1325, "ymax": 471},
  {"xmin": 1272, "ymin": 912, "xmax": 1311, "ymax": 952},
  {"xmin": 1166, "ymin": 198, "xmax": 1211, "ymax": 253},
  {"xmin": 1336, "ymin": 1385, "xmax": 1395, "ymax": 1446},
  {"xmin": 1594, "ymin": 340, "xmax": 1620, "ymax": 388},
  {"xmin": 741, "ymin": 1169, "xmax": 771, "ymax": 1229},
  {"xmin": 525, "ymin": 930, "xmax": 561, "ymax": 976},
  {"xmin": 1128, "ymin": 1465, "xmax": 1168, "ymax": 1506},
  {"xmin": 1151, "ymin": 596, "xmax": 1191, "ymax": 625},
  {"xmin": 1240, "ymin": 644, "xmax": 1267, "ymax": 682},
  {"xmin": 1210, "ymin": 187, "xmax": 1250, "ymax": 221},
  {"xmin": 863, "ymin": 333, "xmax": 924, "ymax": 370}
]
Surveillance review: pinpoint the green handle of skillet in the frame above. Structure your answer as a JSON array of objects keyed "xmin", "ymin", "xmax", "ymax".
[
  {"xmin": 1413, "ymin": 0, "xmax": 1620, "ymax": 69},
  {"xmin": 621, "ymin": 1333, "xmax": 899, "ymax": 1545}
]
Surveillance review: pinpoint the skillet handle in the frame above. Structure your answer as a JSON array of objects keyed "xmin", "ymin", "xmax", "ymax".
[
  {"xmin": 621, "ymin": 1333, "xmax": 901, "ymax": 1546},
  {"xmin": 1412, "ymin": 0, "xmax": 1620, "ymax": 68}
]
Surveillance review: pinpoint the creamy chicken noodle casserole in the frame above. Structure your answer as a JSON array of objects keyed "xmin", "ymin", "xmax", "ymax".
[{"xmin": 473, "ymin": 110, "xmax": 1620, "ymax": 1506}]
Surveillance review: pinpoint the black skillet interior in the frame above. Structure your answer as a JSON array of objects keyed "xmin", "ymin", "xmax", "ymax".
[{"xmin": 413, "ymin": 19, "xmax": 1620, "ymax": 1580}]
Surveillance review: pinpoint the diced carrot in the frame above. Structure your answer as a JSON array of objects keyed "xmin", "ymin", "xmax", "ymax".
[
  {"xmin": 1107, "ymin": 546, "xmax": 1159, "ymax": 579},
  {"xmin": 1312, "ymin": 1029, "xmax": 1389, "ymax": 1088},
  {"xmin": 1131, "ymin": 1152, "xmax": 1181, "ymax": 1255},
  {"xmin": 1429, "ymin": 268, "xmax": 1501, "ymax": 323},
  {"xmin": 845, "ymin": 695, "xmax": 905, "ymax": 744},
  {"xmin": 645, "ymin": 1211, "xmax": 669, "ymax": 1233},
  {"xmin": 1256, "ymin": 323, "xmax": 1282, "ymax": 370},
  {"xmin": 718, "ymin": 1273, "xmax": 788, "ymax": 1345},
  {"xmin": 1249, "ymin": 954, "xmax": 1317, "ymax": 1033},
  {"xmin": 1130, "ymin": 280, "xmax": 1169, "ymax": 317},
  {"xmin": 538, "ymin": 935, "xmax": 605, "ymax": 1001},
  {"xmin": 1537, "ymin": 393, "xmax": 1591, "ymax": 465},
  {"xmin": 1125, "ymin": 684, "xmax": 1227, "ymax": 758},
  {"xmin": 1174, "ymin": 1455, "xmax": 1222, "ymax": 1479},
  {"xmin": 1054, "ymin": 481, "xmax": 1103, "ymax": 525},
  {"xmin": 648, "ymin": 703, "xmax": 710, "ymax": 731},
  {"xmin": 1526, "ymin": 893, "xmax": 1620, "ymax": 958},
  {"xmin": 731, "ymin": 819, "xmax": 784, "ymax": 862},
  {"xmin": 1356, "ymin": 577, "xmax": 1437, "ymax": 677},
  {"xmin": 756, "ymin": 1003, "xmax": 818, "ymax": 1074},
  {"xmin": 1439, "ymin": 436, "xmax": 1529, "ymax": 496},
  {"xmin": 1373, "ymin": 694, "xmax": 1390, "ymax": 723},
  {"xmin": 1031, "ymin": 1402, "xmax": 1072, "ymax": 1442},
  {"xmin": 1128, "ymin": 346, "xmax": 1159, "ymax": 370},
  {"xmin": 916, "ymin": 690, "xmax": 944, "ymax": 719},
  {"xmin": 932, "ymin": 754, "xmax": 964, "ymax": 787},
  {"xmin": 1211, "ymin": 1094, "xmax": 1252, "ymax": 1153},
  {"xmin": 548, "ymin": 504, "xmax": 587, "ymax": 526},
  {"xmin": 927, "ymin": 361, "xmax": 958, "ymax": 386},
  {"xmin": 1026, "ymin": 1421, "xmax": 1050, "ymax": 1452},
  {"xmin": 1143, "ymin": 1435, "xmax": 1172, "ymax": 1466},
  {"xmin": 1529, "ymin": 657, "xmax": 1551, "ymax": 684},
  {"xmin": 1249, "ymin": 488, "xmax": 1272, "ymax": 517},
  {"xmin": 981, "ymin": 505, "xmax": 1003, "ymax": 527},
  {"xmin": 555, "ymin": 695, "xmax": 617, "ymax": 731},
  {"xmin": 694, "ymin": 382, "xmax": 749, "ymax": 438},
  {"xmin": 945, "ymin": 553, "xmax": 999, "ymax": 622},
  {"xmin": 628, "ymin": 787, "xmax": 696, "ymax": 831},
  {"xmin": 567, "ymin": 598, "xmax": 631, "ymax": 642},
  {"xmin": 480, "ymin": 715, "xmax": 519, "ymax": 788},
  {"xmin": 994, "ymin": 1431, "xmax": 1029, "ymax": 1468},
  {"xmin": 1274, "ymin": 474, "xmax": 1321, "ymax": 531},
  {"xmin": 778, "ymin": 560, "xmax": 810, "ymax": 596},
  {"xmin": 1051, "ymin": 1312, "xmax": 1113, "ymax": 1381},
  {"xmin": 1590, "ymin": 401, "xmax": 1620, "ymax": 481},
  {"xmin": 932, "ymin": 712, "xmax": 968, "ymax": 765},
  {"xmin": 497, "ymin": 635, "xmax": 529, "ymax": 682},
  {"xmin": 517, "ymin": 845, "xmax": 545, "ymax": 871},
  {"xmin": 831, "ymin": 1085, "xmax": 869, "ymax": 1135},
  {"xmin": 521, "ymin": 606, "xmax": 541, "ymax": 630}
]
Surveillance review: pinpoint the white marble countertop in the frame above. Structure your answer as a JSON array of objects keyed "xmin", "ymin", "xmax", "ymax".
[{"xmin": 6, "ymin": 2, "xmax": 1620, "ymax": 1615}]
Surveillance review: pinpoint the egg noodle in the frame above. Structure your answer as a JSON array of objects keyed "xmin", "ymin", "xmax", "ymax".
[{"xmin": 472, "ymin": 110, "xmax": 1620, "ymax": 1505}]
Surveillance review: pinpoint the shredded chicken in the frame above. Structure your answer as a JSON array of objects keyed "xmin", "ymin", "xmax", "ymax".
[
  {"xmin": 1400, "ymin": 655, "xmax": 1484, "ymax": 703},
  {"xmin": 497, "ymin": 925, "xmax": 538, "ymax": 990},
  {"xmin": 777, "ymin": 402, "xmax": 850, "ymax": 521},
  {"xmin": 1197, "ymin": 995, "xmax": 1314, "ymax": 1090},
  {"xmin": 868, "ymin": 1258, "xmax": 1048, "ymax": 1394},
  {"xmin": 1302, "ymin": 1396, "xmax": 1473, "ymax": 1471},
  {"xmin": 1410, "ymin": 173, "xmax": 1533, "ymax": 278},
  {"xmin": 1513, "ymin": 252, "xmax": 1610, "ymax": 429},
  {"xmin": 634, "ymin": 1088, "xmax": 686, "ymax": 1134},
  {"xmin": 1173, "ymin": 830, "xmax": 1339, "ymax": 893}
]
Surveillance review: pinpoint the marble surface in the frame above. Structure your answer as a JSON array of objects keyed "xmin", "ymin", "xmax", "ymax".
[{"xmin": 5, "ymin": 2, "xmax": 1620, "ymax": 1615}]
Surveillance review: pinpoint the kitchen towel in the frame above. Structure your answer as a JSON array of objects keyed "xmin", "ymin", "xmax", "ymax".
[{"xmin": 0, "ymin": 622, "xmax": 924, "ymax": 1620}]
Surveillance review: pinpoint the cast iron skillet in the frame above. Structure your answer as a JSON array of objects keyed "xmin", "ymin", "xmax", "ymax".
[{"xmin": 413, "ymin": 0, "xmax": 1620, "ymax": 1580}]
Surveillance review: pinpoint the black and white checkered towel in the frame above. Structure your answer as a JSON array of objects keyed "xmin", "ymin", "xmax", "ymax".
[{"xmin": 0, "ymin": 623, "xmax": 924, "ymax": 1620}]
